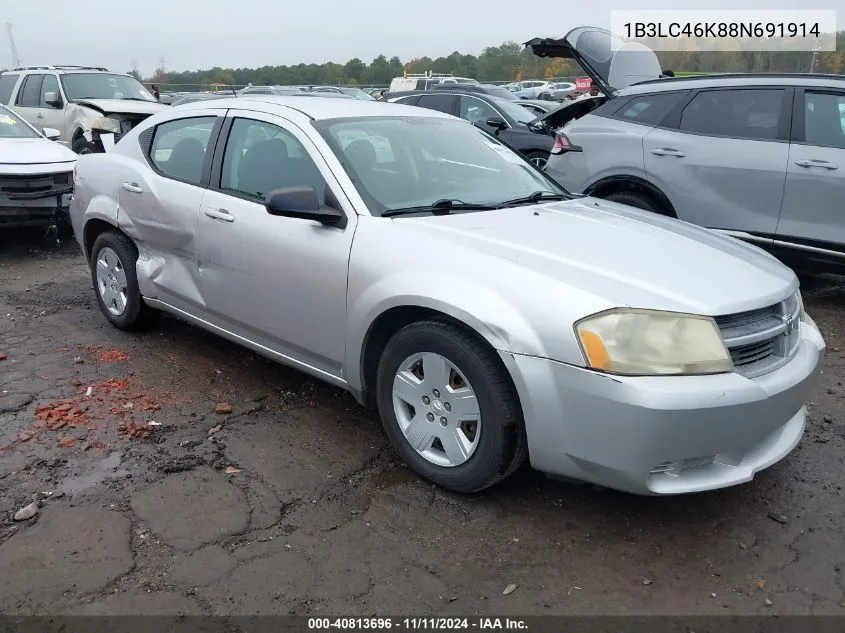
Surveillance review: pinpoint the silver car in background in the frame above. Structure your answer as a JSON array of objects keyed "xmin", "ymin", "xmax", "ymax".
[
  {"xmin": 69, "ymin": 96, "xmax": 824, "ymax": 495},
  {"xmin": 529, "ymin": 27, "xmax": 845, "ymax": 273}
]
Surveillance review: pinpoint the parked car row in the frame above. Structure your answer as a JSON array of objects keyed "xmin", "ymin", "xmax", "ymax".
[{"xmin": 2, "ymin": 31, "xmax": 833, "ymax": 498}]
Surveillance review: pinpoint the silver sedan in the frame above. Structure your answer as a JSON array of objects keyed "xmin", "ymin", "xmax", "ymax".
[{"xmin": 69, "ymin": 96, "xmax": 824, "ymax": 495}]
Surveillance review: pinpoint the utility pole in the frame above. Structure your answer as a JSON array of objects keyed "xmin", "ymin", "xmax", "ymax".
[
  {"xmin": 809, "ymin": 39, "xmax": 821, "ymax": 73},
  {"xmin": 6, "ymin": 23, "xmax": 21, "ymax": 68}
]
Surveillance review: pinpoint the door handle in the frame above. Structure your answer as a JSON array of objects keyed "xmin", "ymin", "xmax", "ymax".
[
  {"xmin": 794, "ymin": 159, "xmax": 838, "ymax": 170},
  {"xmin": 36, "ymin": 112, "xmax": 44, "ymax": 119},
  {"xmin": 203, "ymin": 208, "xmax": 235, "ymax": 223},
  {"xmin": 651, "ymin": 148, "xmax": 685, "ymax": 157},
  {"xmin": 120, "ymin": 182, "xmax": 143, "ymax": 194}
]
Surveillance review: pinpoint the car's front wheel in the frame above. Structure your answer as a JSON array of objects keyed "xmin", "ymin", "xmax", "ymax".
[
  {"xmin": 90, "ymin": 231, "xmax": 154, "ymax": 330},
  {"xmin": 375, "ymin": 320, "xmax": 527, "ymax": 493},
  {"xmin": 72, "ymin": 137, "xmax": 102, "ymax": 154}
]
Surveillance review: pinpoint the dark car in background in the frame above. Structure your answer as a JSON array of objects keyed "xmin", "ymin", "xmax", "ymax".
[
  {"xmin": 390, "ymin": 90, "xmax": 555, "ymax": 168},
  {"xmin": 429, "ymin": 83, "xmax": 562, "ymax": 116}
]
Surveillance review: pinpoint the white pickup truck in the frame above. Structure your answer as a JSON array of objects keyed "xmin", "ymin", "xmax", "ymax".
[{"xmin": 0, "ymin": 66, "xmax": 168, "ymax": 154}]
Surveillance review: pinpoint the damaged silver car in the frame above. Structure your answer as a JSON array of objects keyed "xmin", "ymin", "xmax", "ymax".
[
  {"xmin": 0, "ymin": 66, "xmax": 168, "ymax": 154},
  {"xmin": 69, "ymin": 96, "xmax": 824, "ymax": 495}
]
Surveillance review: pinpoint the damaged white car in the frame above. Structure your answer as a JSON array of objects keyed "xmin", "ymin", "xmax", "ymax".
[
  {"xmin": 0, "ymin": 104, "xmax": 76, "ymax": 229},
  {"xmin": 0, "ymin": 66, "xmax": 168, "ymax": 154}
]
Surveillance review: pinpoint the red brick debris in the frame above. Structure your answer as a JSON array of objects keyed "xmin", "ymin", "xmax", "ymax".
[
  {"xmin": 96, "ymin": 349, "xmax": 130, "ymax": 362},
  {"xmin": 215, "ymin": 402, "xmax": 233, "ymax": 415},
  {"xmin": 0, "ymin": 352, "xmax": 7, "ymax": 361}
]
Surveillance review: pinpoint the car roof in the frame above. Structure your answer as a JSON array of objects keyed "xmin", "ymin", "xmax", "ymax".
[
  {"xmin": 175, "ymin": 95, "xmax": 456, "ymax": 121},
  {"xmin": 622, "ymin": 73, "xmax": 845, "ymax": 96}
]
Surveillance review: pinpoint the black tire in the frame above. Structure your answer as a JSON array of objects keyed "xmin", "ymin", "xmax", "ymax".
[
  {"xmin": 525, "ymin": 150, "xmax": 549, "ymax": 171},
  {"xmin": 375, "ymin": 319, "xmax": 528, "ymax": 493},
  {"xmin": 90, "ymin": 231, "xmax": 154, "ymax": 330},
  {"xmin": 603, "ymin": 190, "xmax": 660, "ymax": 213},
  {"xmin": 72, "ymin": 136, "xmax": 102, "ymax": 155}
]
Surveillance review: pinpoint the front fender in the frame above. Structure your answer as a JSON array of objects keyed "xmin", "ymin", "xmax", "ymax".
[
  {"xmin": 345, "ymin": 271, "xmax": 547, "ymax": 392},
  {"xmin": 66, "ymin": 104, "xmax": 97, "ymax": 143}
]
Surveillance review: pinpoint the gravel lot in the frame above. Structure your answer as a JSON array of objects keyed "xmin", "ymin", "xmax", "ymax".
[{"xmin": 1, "ymin": 228, "xmax": 844, "ymax": 616}]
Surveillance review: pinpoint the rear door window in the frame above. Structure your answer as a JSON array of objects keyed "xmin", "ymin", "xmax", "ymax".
[
  {"xmin": 16, "ymin": 75, "xmax": 44, "ymax": 107},
  {"xmin": 415, "ymin": 94, "xmax": 458, "ymax": 115},
  {"xmin": 679, "ymin": 89, "xmax": 785, "ymax": 141},
  {"xmin": 149, "ymin": 116, "xmax": 217, "ymax": 185}
]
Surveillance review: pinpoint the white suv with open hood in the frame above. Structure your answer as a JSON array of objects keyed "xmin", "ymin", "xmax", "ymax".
[{"xmin": 0, "ymin": 66, "xmax": 168, "ymax": 154}]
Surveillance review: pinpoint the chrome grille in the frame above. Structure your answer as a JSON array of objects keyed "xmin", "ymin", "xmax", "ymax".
[{"xmin": 715, "ymin": 293, "xmax": 801, "ymax": 377}]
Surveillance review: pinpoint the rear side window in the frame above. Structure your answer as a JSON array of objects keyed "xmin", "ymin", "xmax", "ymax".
[
  {"xmin": 16, "ymin": 74, "xmax": 43, "ymax": 107},
  {"xmin": 611, "ymin": 92, "xmax": 687, "ymax": 126},
  {"xmin": 416, "ymin": 94, "xmax": 457, "ymax": 114},
  {"xmin": 0, "ymin": 74, "xmax": 19, "ymax": 104},
  {"xmin": 149, "ymin": 116, "xmax": 217, "ymax": 185},
  {"xmin": 394, "ymin": 95, "xmax": 421, "ymax": 106},
  {"xmin": 680, "ymin": 89, "xmax": 785, "ymax": 141}
]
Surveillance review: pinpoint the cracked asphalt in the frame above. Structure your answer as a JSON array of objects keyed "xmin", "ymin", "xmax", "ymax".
[{"xmin": 0, "ymin": 228, "xmax": 844, "ymax": 617}]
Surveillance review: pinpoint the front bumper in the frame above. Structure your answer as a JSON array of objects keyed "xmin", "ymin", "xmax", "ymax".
[
  {"xmin": 0, "ymin": 170, "xmax": 74, "ymax": 222},
  {"xmin": 500, "ymin": 318, "xmax": 825, "ymax": 495}
]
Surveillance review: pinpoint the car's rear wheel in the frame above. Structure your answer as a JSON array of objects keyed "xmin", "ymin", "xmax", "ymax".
[
  {"xmin": 90, "ymin": 231, "xmax": 153, "ymax": 330},
  {"xmin": 375, "ymin": 319, "xmax": 527, "ymax": 493},
  {"xmin": 525, "ymin": 150, "xmax": 549, "ymax": 170}
]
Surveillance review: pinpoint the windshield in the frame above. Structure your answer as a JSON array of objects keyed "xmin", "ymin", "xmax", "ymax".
[
  {"xmin": 314, "ymin": 116, "xmax": 566, "ymax": 216},
  {"xmin": 0, "ymin": 106, "xmax": 39, "ymax": 138},
  {"xmin": 490, "ymin": 97, "xmax": 540, "ymax": 125},
  {"xmin": 60, "ymin": 73, "xmax": 157, "ymax": 102}
]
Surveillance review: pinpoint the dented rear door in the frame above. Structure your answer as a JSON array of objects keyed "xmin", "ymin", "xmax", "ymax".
[{"xmin": 117, "ymin": 109, "xmax": 225, "ymax": 312}]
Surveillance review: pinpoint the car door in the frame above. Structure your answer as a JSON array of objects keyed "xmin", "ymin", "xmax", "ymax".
[
  {"xmin": 776, "ymin": 89, "xmax": 845, "ymax": 255},
  {"xmin": 642, "ymin": 87, "xmax": 792, "ymax": 239},
  {"xmin": 196, "ymin": 110, "xmax": 356, "ymax": 378},
  {"xmin": 12, "ymin": 74, "xmax": 44, "ymax": 131},
  {"xmin": 36, "ymin": 74, "xmax": 65, "ymax": 137},
  {"xmin": 117, "ymin": 109, "xmax": 224, "ymax": 311}
]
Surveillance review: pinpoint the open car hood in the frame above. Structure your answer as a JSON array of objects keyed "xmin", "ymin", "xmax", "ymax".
[{"xmin": 525, "ymin": 26, "xmax": 662, "ymax": 97}]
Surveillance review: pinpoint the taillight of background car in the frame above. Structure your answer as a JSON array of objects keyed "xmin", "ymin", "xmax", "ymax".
[{"xmin": 551, "ymin": 133, "xmax": 582, "ymax": 155}]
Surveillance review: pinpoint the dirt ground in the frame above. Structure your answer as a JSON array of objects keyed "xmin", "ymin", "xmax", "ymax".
[{"xmin": 0, "ymin": 227, "xmax": 844, "ymax": 617}]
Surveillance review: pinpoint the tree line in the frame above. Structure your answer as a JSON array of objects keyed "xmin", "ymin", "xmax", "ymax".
[{"xmin": 144, "ymin": 33, "xmax": 845, "ymax": 88}]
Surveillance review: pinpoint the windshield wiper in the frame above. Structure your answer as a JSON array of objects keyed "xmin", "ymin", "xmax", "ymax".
[
  {"xmin": 496, "ymin": 191, "xmax": 569, "ymax": 208},
  {"xmin": 381, "ymin": 199, "xmax": 497, "ymax": 218}
]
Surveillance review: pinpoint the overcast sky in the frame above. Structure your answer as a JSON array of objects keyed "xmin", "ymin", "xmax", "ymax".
[{"xmin": 4, "ymin": 0, "xmax": 840, "ymax": 75}]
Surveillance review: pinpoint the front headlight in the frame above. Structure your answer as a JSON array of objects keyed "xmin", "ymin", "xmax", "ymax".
[
  {"xmin": 575, "ymin": 308, "xmax": 733, "ymax": 376},
  {"xmin": 92, "ymin": 117, "xmax": 121, "ymax": 134}
]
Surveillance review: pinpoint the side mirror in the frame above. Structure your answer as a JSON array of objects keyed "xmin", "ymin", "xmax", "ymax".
[
  {"xmin": 486, "ymin": 117, "xmax": 508, "ymax": 132},
  {"xmin": 42, "ymin": 127, "xmax": 61, "ymax": 141},
  {"xmin": 265, "ymin": 186, "xmax": 345, "ymax": 227},
  {"xmin": 44, "ymin": 92, "xmax": 62, "ymax": 108},
  {"xmin": 159, "ymin": 94, "xmax": 172, "ymax": 105}
]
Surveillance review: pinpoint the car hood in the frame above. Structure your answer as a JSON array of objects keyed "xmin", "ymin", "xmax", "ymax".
[
  {"xmin": 0, "ymin": 137, "xmax": 77, "ymax": 165},
  {"xmin": 525, "ymin": 26, "xmax": 662, "ymax": 96},
  {"xmin": 72, "ymin": 99, "xmax": 168, "ymax": 115},
  {"xmin": 404, "ymin": 198, "xmax": 796, "ymax": 316}
]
